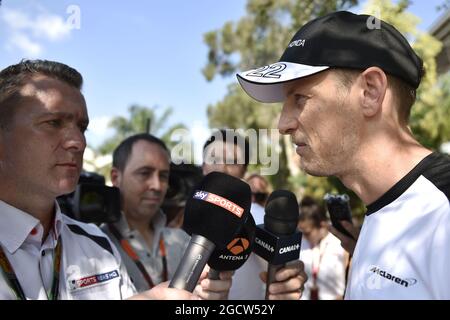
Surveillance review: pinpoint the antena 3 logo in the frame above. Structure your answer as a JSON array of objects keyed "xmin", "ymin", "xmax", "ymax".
[
  {"xmin": 369, "ymin": 266, "xmax": 417, "ymax": 288},
  {"xmin": 193, "ymin": 190, "xmax": 244, "ymax": 217},
  {"xmin": 227, "ymin": 237, "xmax": 250, "ymax": 255},
  {"xmin": 218, "ymin": 237, "xmax": 250, "ymax": 261}
]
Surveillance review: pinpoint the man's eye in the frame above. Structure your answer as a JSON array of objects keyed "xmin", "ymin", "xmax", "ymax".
[
  {"xmin": 47, "ymin": 119, "xmax": 62, "ymax": 127},
  {"xmin": 294, "ymin": 94, "xmax": 308, "ymax": 105},
  {"xmin": 138, "ymin": 171, "xmax": 150, "ymax": 177}
]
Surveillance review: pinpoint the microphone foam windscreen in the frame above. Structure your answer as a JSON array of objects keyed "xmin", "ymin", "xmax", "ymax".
[
  {"xmin": 207, "ymin": 213, "xmax": 255, "ymax": 271},
  {"xmin": 183, "ymin": 171, "xmax": 251, "ymax": 249},
  {"xmin": 264, "ymin": 190, "xmax": 299, "ymax": 235}
]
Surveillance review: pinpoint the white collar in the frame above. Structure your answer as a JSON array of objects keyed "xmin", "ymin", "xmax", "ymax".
[{"xmin": 0, "ymin": 200, "xmax": 63, "ymax": 253}]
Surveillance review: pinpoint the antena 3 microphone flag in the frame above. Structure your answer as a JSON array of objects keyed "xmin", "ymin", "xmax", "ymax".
[
  {"xmin": 207, "ymin": 213, "xmax": 256, "ymax": 279},
  {"xmin": 169, "ymin": 171, "xmax": 251, "ymax": 291}
]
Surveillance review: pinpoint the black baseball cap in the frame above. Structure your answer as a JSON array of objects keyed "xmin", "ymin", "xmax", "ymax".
[{"xmin": 237, "ymin": 11, "xmax": 424, "ymax": 103}]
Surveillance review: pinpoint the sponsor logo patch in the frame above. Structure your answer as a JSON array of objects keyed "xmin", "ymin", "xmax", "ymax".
[
  {"xmin": 69, "ymin": 270, "xmax": 120, "ymax": 291},
  {"xmin": 368, "ymin": 266, "xmax": 417, "ymax": 288}
]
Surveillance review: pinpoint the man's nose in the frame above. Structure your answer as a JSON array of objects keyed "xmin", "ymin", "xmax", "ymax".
[
  {"xmin": 278, "ymin": 103, "xmax": 297, "ymax": 135},
  {"xmin": 63, "ymin": 126, "xmax": 86, "ymax": 152},
  {"xmin": 147, "ymin": 174, "xmax": 162, "ymax": 191}
]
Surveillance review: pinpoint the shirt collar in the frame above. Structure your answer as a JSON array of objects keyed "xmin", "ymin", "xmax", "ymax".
[
  {"xmin": 152, "ymin": 210, "xmax": 167, "ymax": 234},
  {"xmin": 148, "ymin": 210, "xmax": 167, "ymax": 254},
  {"xmin": 116, "ymin": 210, "xmax": 167, "ymax": 233},
  {"xmin": 53, "ymin": 201, "xmax": 64, "ymax": 240},
  {"xmin": 0, "ymin": 200, "xmax": 63, "ymax": 254},
  {"xmin": 115, "ymin": 210, "xmax": 167, "ymax": 252}
]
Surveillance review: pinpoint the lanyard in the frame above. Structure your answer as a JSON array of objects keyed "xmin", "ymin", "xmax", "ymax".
[
  {"xmin": 311, "ymin": 239, "xmax": 328, "ymax": 285},
  {"xmin": 108, "ymin": 224, "xmax": 167, "ymax": 288},
  {"xmin": 0, "ymin": 236, "xmax": 62, "ymax": 300}
]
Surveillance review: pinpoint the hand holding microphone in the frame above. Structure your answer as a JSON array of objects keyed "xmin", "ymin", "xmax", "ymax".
[
  {"xmin": 169, "ymin": 171, "xmax": 251, "ymax": 292},
  {"xmin": 190, "ymin": 213, "xmax": 255, "ymax": 300},
  {"xmin": 253, "ymin": 190, "xmax": 305, "ymax": 300}
]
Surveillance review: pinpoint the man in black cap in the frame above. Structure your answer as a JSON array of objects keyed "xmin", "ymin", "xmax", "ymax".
[{"xmin": 237, "ymin": 11, "xmax": 450, "ymax": 299}]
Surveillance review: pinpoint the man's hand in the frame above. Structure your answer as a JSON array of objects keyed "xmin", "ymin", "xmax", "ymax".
[
  {"xmin": 328, "ymin": 221, "xmax": 360, "ymax": 255},
  {"xmin": 194, "ymin": 265, "xmax": 233, "ymax": 300},
  {"xmin": 260, "ymin": 260, "xmax": 307, "ymax": 300},
  {"xmin": 128, "ymin": 281, "xmax": 199, "ymax": 300}
]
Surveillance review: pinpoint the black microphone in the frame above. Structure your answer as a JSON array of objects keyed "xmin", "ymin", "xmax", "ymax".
[
  {"xmin": 252, "ymin": 190, "xmax": 302, "ymax": 299},
  {"xmin": 169, "ymin": 171, "xmax": 251, "ymax": 291},
  {"xmin": 207, "ymin": 213, "xmax": 256, "ymax": 280}
]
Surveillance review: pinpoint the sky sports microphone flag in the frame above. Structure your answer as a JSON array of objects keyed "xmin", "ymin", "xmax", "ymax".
[
  {"xmin": 169, "ymin": 171, "xmax": 251, "ymax": 291},
  {"xmin": 253, "ymin": 190, "xmax": 302, "ymax": 299},
  {"xmin": 207, "ymin": 213, "xmax": 256, "ymax": 280}
]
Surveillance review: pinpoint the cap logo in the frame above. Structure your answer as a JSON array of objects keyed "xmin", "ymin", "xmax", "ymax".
[
  {"xmin": 193, "ymin": 190, "xmax": 244, "ymax": 217},
  {"xmin": 245, "ymin": 62, "xmax": 286, "ymax": 79},
  {"xmin": 288, "ymin": 39, "xmax": 306, "ymax": 47}
]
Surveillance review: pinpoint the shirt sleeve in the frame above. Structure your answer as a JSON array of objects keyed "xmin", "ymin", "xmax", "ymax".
[
  {"xmin": 429, "ymin": 204, "xmax": 450, "ymax": 299},
  {"xmin": 119, "ymin": 257, "xmax": 137, "ymax": 299}
]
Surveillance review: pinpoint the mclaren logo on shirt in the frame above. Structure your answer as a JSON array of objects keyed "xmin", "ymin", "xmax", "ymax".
[{"xmin": 369, "ymin": 266, "xmax": 417, "ymax": 288}]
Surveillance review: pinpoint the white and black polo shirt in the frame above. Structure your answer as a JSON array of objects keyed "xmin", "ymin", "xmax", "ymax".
[
  {"xmin": 345, "ymin": 152, "xmax": 450, "ymax": 300},
  {"xmin": 0, "ymin": 200, "xmax": 136, "ymax": 300}
]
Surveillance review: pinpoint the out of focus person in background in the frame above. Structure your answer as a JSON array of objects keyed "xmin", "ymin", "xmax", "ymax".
[
  {"xmin": 162, "ymin": 163, "xmax": 203, "ymax": 229},
  {"xmin": 202, "ymin": 129, "xmax": 249, "ymax": 179},
  {"xmin": 298, "ymin": 196, "xmax": 348, "ymax": 300},
  {"xmin": 202, "ymin": 129, "xmax": 307, "ymax": 300},
  {"xmin": 246, "ymin": 173, "xmax": 271, "ymax": 225},
  {"xmin": 102, "ymin": 133, "xmax": 232, "ymax": 299}
]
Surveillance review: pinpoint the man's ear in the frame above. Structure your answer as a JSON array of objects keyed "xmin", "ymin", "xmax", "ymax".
[
  {"xmin": 359, "ymin": 67, "xmax": 388, "ymax": 117},
  {"xmin": 110, "ymin": 167, "xmax": 121, "ymax": 187}
]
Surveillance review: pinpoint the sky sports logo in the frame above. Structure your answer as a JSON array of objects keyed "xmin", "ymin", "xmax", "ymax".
[
  {"xmin": 193, "ymin": 190, "xmax": 244, "ymax": 217},
  {"xmin": 69, "ymin": 270, "xmax": 119, "ymax": 290}
]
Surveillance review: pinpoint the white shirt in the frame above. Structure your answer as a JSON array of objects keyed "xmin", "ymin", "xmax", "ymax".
[
  {"xmin": 300, "ymin": 232, "xmax": 347, "ymax": 300},
  {"xmin": 101, "ymin": 211, "xmax": 190, "ymax": 292},
  {"xmin": 0, "ymin": 200, "xmax": 136, "ymax": 300},
  {"xmin": 229, "ymin": 202, "xmax": 267, "ymax": 300},
  {"xmin": 345, "ymin": 152, "xmax": 450, "ymax": 300}
]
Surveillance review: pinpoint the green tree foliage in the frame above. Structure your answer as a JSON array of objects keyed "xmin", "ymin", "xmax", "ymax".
[
  {"xmin": 364, "ymin": 0, "xmax": 448, "ymax": 149},
  {"xmin": 88, "ymin": 105, "xmax": 187, "ymax": 183},
  {"xmin": 96, "ymin": 104, "xmax": 186, "ymax": 155},
  {"xmin": 436, "ymin": 72, "xmax": 450, "ymax": 143},
  {"xmin": 203, "ymin": 0, "xmax": 358, "ymax": 81}
]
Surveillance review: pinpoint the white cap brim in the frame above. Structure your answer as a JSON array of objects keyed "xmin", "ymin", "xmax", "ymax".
[{"xmin": 236, "ymin": 62, "xmax": 329, "ymax": 103}]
